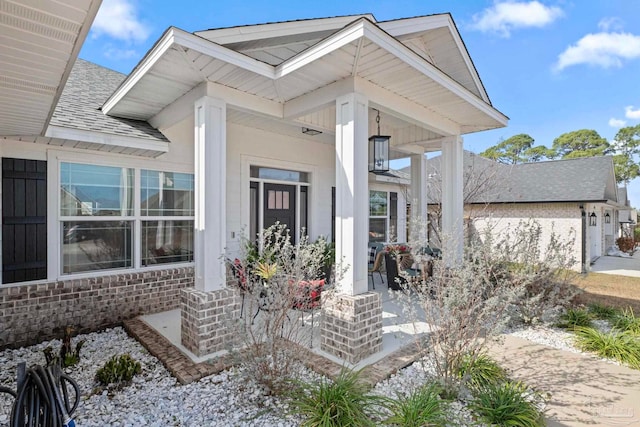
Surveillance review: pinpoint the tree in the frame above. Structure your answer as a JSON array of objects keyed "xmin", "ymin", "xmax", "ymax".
[
  {"xmin": 523, "ymin": 145, "xmax": 556, "ymax": 162},
  {"xmin": 552, "ymin": 129, "xmax": 611, "ymax": 158},
  {"xmin": 480, "ymin": 134, "xmax": 534, "ymax": 164},
  {"xmin": 613, "ymin": 125, "xmax": 640, "ymax": 184}
]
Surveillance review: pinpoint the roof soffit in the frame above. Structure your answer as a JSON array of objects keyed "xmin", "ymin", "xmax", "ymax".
[{"xmin": 104, "ymin": 17, "xmax": 506, "ymax": 135}]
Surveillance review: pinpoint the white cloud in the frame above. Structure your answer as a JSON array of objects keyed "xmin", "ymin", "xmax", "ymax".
[
  {"xmin": 469, "ymin": 1, "xmax": 563, "ymax": 37},
  {"xmin": 103, "ymin": 47, "xmax": 139, "ymax": 60},
  {"xmin": 625, "ymin": 106, "xmax": 640, "ymax": 120},
  {"xmin": 598, "ymin": 17, "xmax": 624, "ymax": 32},
  {"xmin": 91, "ymin": 0, "xmax": 150, "ymax": 43},
  {"xmin": 554, "ymin": 32, "xmax": 640, "ymax": 70},
  {"xmin": 609, "ymin": 118, "xmax": 627, "ymax": 128}
]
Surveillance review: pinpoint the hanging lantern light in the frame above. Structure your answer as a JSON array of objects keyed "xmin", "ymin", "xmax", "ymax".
[
  {"xmin": 604, "ymin": 212, "xmax": 611, "ymax": 224},
  {"xmin": 369, "ymin": 109, "xmax": 390, "ymax": 174},
  {"xmin": 589, "ymin": 210, "xmax": 597, "ymax": 226}
]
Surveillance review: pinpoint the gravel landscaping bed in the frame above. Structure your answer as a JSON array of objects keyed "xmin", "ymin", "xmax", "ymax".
[{"xmin": 0, "ymin": 327, "xmax": 494, "ymax": 426}]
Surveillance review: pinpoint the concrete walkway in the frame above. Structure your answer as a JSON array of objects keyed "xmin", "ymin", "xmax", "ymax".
[
  {"xmin": 591, "ymin": 250, "xmax": 640, "ymax": 277},
  {"xmin": 489, "ymin": 335, "xmax": 640, "ymax": 427}
]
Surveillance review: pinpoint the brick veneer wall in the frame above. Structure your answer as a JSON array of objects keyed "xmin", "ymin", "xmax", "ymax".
[
  {"xmin": 321, "ymin": 292, "xmax": 383, "ymax": 364},
  {"xmin": 0, "ymin": 267, "xmax": 194, "ymax": 349}
]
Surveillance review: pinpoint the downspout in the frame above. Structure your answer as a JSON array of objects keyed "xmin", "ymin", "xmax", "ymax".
[{"xmin": 580, "ymin": 204, "xmax": 586, "ymax": 273}]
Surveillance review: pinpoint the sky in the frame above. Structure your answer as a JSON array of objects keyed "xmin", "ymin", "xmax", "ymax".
[{"xmin": 79, "ymin": 0, "xmax": 640, "ymax": 206}]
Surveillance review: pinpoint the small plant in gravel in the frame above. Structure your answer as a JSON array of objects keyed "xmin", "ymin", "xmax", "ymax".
[
  {"xmin": 43, "ymin": 326, "xmax": 86, "ymax": 368},
  {"xmin": 612, "ymin": 308, "xmax": 640, "ymax": 334},
  {"xmin": 556, "ymin": 308, "xmax": 592, "ymax": 330},
  {"xmin": 456, "ymin": 353, "xmax": 507, "ymax": 391},
  {"xmin": 573, "ymin": 326, "xmax": 640, "ymax": 369},
  {"xmin": 587, "ymin": 303, "xmax": 620, "ymax": 320},
  {"xmin": 286, "ymin": 368, "xmax": 385, "ymax": 427},
  {"xmin": 471, "ymin": 380, "xmax": 545, "ymax": 427},
  {"xmin": 96, "ymin": 354, "xmax": 142, "ymax": 388},
  {"xmin": 384, "ymin": 382, "xmax": 444, "ymax": 427}
]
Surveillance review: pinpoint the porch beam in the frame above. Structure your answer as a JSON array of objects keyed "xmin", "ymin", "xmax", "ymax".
[
  {"xmin": 335, "ymin": 92, "xmax": 369, "ymax": 296},
  {"xmin": 441, "ymin": 135, "xmax": 464, "ymax": 264},
  {"xmin": 194, "ymin": 96, "xmax": 227, "ymax": 291}
]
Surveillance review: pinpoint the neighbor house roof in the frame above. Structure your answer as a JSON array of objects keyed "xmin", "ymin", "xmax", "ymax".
[{"xmin": 414, "ymin": 152, "xmax": 620, "ymax": 205}]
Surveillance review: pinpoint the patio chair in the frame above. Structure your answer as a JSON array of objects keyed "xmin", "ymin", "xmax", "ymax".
[
  {"xmin": 367, "ymin": 242, "xmax": 385, "ymax": 289},
  {"xmin": 228, "ymin": 258, "xmax": 250, "ymax": 318},
  {"xmin": 292, "ymin": 279, "xmax": 325, "ymax": 348}
]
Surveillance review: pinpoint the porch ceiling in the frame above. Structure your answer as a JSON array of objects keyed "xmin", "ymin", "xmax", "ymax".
[
  {"xmin": 0, "ymin": 0, "xmax": 102, "ymax": 136},
  {"xmin": 104, "ymin": 17, "xmax": 507, "ymax": 148}
]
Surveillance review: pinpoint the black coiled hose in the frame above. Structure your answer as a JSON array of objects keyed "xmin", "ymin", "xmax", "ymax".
[{"xmin": 1, "ymin": 364, "xmax": 80, "ymax": 427}]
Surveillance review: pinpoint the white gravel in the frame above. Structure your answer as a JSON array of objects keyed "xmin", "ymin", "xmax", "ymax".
[{"xmin": 2, "ymin": 321, "xmax": 603, "ymax": 426}]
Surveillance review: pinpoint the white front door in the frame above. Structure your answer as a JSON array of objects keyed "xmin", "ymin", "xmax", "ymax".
[{"xmin": 590, "ymin": 219, "xmax": 601, "ymax": 259}]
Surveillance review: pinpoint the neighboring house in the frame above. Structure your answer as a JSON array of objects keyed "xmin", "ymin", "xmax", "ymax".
[
  {"xmin": 0, "ymin": 13, "xmax": 507, "ymax": 362},
  {"xmin": 421, "ymin": 152, "xmax": 626, "ymax": 272}
]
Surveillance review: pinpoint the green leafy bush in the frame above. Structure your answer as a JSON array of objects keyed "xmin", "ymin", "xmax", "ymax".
[
  {"xmin": 556, "ymin": 308, "xmax": 592, "ymax": 330},
  {"xmin": 587, "ymin": 303, "xmax": 619, "ymax": 320},
  {"xmin": 456, "ymin": 353, "xmax": 507, "ymax": 390},
  {"xmin": 96, "ymin": 354, "xmax": 142, "ymax": 387},
  {"xmin": 574, "ymin": 327, "xmax": 640, "ymax": 369},
  {"xmin": 612, "ymin": 308, "xmax": 640, "ymax": 334},
  {"xmin": 286, "ymin": 369, "xmax": 384, "ymax": 427},
  {"xmin": 385, "ymin": 383, "xmax": 444, "ymax": 427},
  {"xmin": 471, "ymin": 381, "xmax": 545, "ymax": 427}
]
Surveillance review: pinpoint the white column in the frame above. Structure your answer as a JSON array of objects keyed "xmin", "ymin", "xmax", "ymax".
[
  {"xmin": 335, "ymin": 93, "xmax": 369, "ymax": 296},
  {"xmin": 410, "ymin": 153, "xmax": 428, "ymax": 243},
  {"xmin": 194, "ymin": 96, "xmax": 226, "ymax": 291},
  {"xmin": 441, "ymin": 136, "xmax": 464, "ymax": 263}
]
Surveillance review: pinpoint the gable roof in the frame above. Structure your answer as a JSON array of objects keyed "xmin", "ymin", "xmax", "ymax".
[
  {"xmin": 414, "ymin": 152, "xmax": 620, "ymax": 205},
  {"xmin": 49, "ymin": 59, "xmax": 167, "ymax": 143},
  {"xmin": 102, "ymin": 15, "xmax": 507, "ymax": 144}
]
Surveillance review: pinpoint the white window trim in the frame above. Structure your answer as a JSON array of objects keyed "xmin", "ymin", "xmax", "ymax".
[
  {"xmin": 51, "ymin": 152, "xmax": 195, "ymax": 280},
  {"xmin": 369, "ymin": 190, "xmax": 390, "ymax": 242}
]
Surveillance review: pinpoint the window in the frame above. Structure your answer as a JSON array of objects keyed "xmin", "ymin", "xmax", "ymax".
[
  {"xmin": 369, "ymin": 190, "xmax": 388, "ymax": 242},
  {"xmin": 61, "ymin": 163, "xmax": 134, "ymax": 273},
  {"xmin": 60, "ymin": 163, "xmax": 194, "ymax": 274},
  {"xmin": 141, "ymin": 170, "xmax": 194, "ymax": 266}
]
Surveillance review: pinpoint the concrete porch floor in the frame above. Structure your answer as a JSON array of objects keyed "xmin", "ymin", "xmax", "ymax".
[
  {"xmin": 140, "ymin": 275, "xmax": 430, "ymax": 369},
  {"xmin": 591, "ymin": 250, "xmax": 640, "ymax": 277}
]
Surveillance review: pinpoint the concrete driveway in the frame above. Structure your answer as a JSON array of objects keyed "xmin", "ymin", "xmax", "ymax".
[{"xmin": 590, "ymin": 251, "xmax": 640, "ymax": 278}]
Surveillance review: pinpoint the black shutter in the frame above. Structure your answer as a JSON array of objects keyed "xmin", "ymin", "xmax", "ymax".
[{"xmin": 2, "ymin": 158, "xmax": 47, "ymax": 283}]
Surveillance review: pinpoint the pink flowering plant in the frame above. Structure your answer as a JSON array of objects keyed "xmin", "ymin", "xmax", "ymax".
[{"xmin": 385, "ymin": 244, "xmax": 410, "ymax": 258}]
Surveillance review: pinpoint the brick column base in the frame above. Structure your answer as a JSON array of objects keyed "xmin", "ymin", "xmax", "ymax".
[
  {"xmin": 180, "ymin": 288, "xmax": 240, "ymax": 357},
  {"xmin": 320, "ymin": 292, "xmax": 382, "ymax": 363}
]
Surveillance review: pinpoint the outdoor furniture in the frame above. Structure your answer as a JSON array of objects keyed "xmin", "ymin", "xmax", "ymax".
[
  {"xmin": 292, "ymin": 279, "xmax": 325, "ymax": 348},
  {"xmin": 367, "ymin": 242, "xmax": 385, "ymax": 288}
]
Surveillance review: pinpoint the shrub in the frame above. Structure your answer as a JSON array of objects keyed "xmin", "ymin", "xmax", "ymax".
[
  {"xmin": 226, "ymin": 223, "xmax": 336, "ymax": 394},
  {"xmin": 385, "ymin": 383, "xmax": 444, "ymax": 427},
  {"xmin": 612, "ymin": 308, "xmax": 640, "ymax": 334},
  {"xmin": 43, "ymin": 326, "xmax": 85, "ymax": 368},
  {"xmin": 587, "ymin": 303, "xmax": 620, "ymax": 320},
  {"xmin": 471, "ymin": 381, "xmax": 545, "ymax": 427},
  {"xmin": 286, "ymin": 369, "xmax": 384, "ymax": 427},
  {"xmin": 573, "ymin": 327, "xmax": 640, "ymax": 369},
  {"xmin": 617, "ymin": 237, "xmax": 635, "ymax": 253},
  {"xmin": 96, "ymin": 354, "xmax": 142, "ymax": 387},
  {"xmin": 456, "ymin": 353, "xmax": 507, "ymax": 391},
  {"xmin": 556, "ymin": 308, "xmax": 592, "ymax": 330}
]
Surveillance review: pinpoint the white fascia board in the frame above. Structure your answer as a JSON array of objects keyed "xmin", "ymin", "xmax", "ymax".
[
  {"xmin": 103, "ymin": 28, "xmax": 177, "ymax": 115},
  {"xmin": 195, "ymin": 15, "xmax": 376, "ymax": 45},
  {"xmin": 361, "ymin": 23, "xmax": 507, "ymax": 127},
  {"xmin": 104, "ymin": 28, "xmax": 276, "ymax": 116},
  {"xmin": 275, "ymin": 20, "xmax": 367, "ymax": 78},
  {"xmin": 45, "ymin": 126, "xmax": 169, "ymax": 154}
]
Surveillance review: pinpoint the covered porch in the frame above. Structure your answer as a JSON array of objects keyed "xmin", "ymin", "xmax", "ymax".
[{"xmin": 102, "ymin": 15, "xmax": 507, "ymax": 363}]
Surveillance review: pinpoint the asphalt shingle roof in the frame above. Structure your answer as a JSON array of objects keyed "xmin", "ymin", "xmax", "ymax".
[
  {"xmin": 50, "ymin": 59, "xmax": 168, "ymax": 142},
  {"xmin": 405, "ymin": 151, "xmax": 619, "ymax": 204}
]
